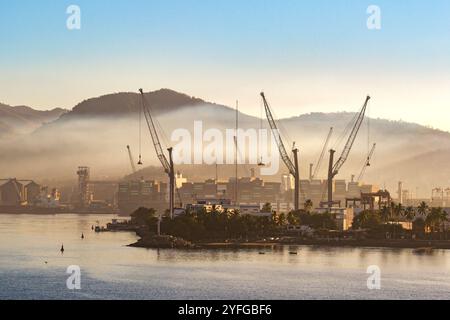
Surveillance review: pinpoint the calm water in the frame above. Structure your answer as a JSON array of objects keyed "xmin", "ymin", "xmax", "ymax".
[{"xmin": 0, "ymin": 214, "xmax": 449, "ymax": 300}]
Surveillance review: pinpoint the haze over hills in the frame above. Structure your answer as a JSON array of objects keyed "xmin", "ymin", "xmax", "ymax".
[
  {"xmin": 0, "ymin": 88, "xmax": 449, "ymax": 197},
  {"xmin": 0, "ymin": 103, "xmax": 66, "ymax": 137}
]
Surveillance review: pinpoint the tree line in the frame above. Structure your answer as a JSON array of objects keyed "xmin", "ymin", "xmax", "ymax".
[
  {"xmin": 131, "ymin": 202, "xmax": 335, "ymax": 242},
  {"xmin": 131, "ymin": 200, "xmax": 449, "ymax": 241},
  {"xmin": 352, "ymin": 201, "xmax": 448, "ymax": 240}
]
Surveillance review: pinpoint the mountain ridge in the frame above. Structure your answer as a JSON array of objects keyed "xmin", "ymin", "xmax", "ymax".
[{"xmin": 0, "ymin": 102, "xmax": 66, "ymax": 136}]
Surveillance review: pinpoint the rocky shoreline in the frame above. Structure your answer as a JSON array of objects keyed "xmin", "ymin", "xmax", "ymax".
[
  {"xmin": 129, "ymin": 234, "xmax": 196, "ymax": 249},
  {"xmin": 126, "ymin": 226, "xmax": 196, "ymax": 249},
  {"xmin": 128, "ymin": 232, "xmax": 450, "ymax": 251},
  {"xmin": 106, "ymin": 221, "xmax": 450, "ymax": 251}
]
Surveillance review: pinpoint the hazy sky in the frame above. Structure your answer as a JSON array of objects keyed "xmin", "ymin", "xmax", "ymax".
[{"xmin": 1, "ymin": 0, "xmax": 449, "ymax": 130}]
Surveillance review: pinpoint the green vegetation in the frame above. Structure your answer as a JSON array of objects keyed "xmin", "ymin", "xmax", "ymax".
[
  {"xmin": 130, "ymin": 202, "xmax": 336, "ymax": 242},
  {"xmin": 131, "ymin": 207, "xmax": 158, "ymax": 226},
  {"xmin": 351, "ymin": 201, "xmax": 449, "ymax": 240},
  {"xmin": 130, "ymin": 200, "xmax": 449, "ymax": 242}
]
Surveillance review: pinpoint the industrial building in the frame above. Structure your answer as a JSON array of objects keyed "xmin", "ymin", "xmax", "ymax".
[
  {"xmin": 76, "ymin": 166, "xmax": 91, "ymax": 208},
  {"xmin": 178, "ymin": 177, "xmax": 281, "ymax": 204},
  {"xmin": 0, "ymin": 179, "xmax": 24, "ymax": 206},
  {"xmin": 118, "ymin": 179, "xmax": 167, "ymax": 215},
  {"xmin": 74, "ymin": 166, "xmax": 118, "ymax": 212},
  {"xmin": 431, "ymin": 187, "xmax": 450, "ymax": 208},
  {"xmin": 299, "ymin": 178, "xmax": 380, "ymax": 210},
  {"xmin": 0, "ymin": 178, "xmax": 43, "ymax": 206},
  {"xmin": 178, "ymin": 177, "xmax": 289, "ymax": 210}
]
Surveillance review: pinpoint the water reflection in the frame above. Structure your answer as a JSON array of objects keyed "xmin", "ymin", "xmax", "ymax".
[{"xmin": 1, "ymin": 214, "xmax": 450, "ymax": 299}]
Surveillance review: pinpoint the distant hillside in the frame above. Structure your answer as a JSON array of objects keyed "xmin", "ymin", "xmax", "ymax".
[
  {"xmin": 0, "ymin": 103, "xmax": 66, "ymax": 136},
  {"xmin": 35, "ymin": 88, "xmax": 254, "ymax": 133},
  {"xmin": 368, "ymin": 149, "xmax": 450, "ymax": 194},
  {"xmin": 0, "ymin": 89, "xmax": 449, "ymax": 196},
  {"xmin": 59, "ymin": 89, "xmax": 218, "ymax": 119}
]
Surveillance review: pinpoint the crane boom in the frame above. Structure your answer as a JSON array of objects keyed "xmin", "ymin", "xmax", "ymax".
[
  {"xmin": 260, "ymin": 92, "xmax": 296, "ymax": 176},
  {"xmin": 326, "ymin": 96, "xmax": 370, "ymax": 208},
  {"xmin": 357, "ymin": 143, "xmax": 376, "ymax": 182},
  {"xmin": 312, "ymin": 127, "xmax": 333, "ymax": 179},
  {"xmin": 139, "ymin": 89, "xmax": 171, "ymax": 174},
  {"xmin": 139, "ymin": 89, "xmax": 175, "ymax": 218},
  {"xmin": 260, "ymin": 92, "xmax": 299, "ymax": 211},
  {"xmin": 126, "ymin": 145, "xmax": 137, "ymax": 174},
  {"xmin": 332, "ymin": 96, "xmax": 370, "ymax": 175}
]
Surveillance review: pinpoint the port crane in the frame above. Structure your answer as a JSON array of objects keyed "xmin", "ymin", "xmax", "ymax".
[
  {"xmin": 139, "ymin": 89, "xmax": 176, "ymax": 219},
  {"xmin": 126, "ymin": 145, "xmax": 137, "ymax": 174},
  {"xmin": 326, "ymin": 96, "xmax": 371, "ymax": 208},
  {"xmin": 357, "ymin": 143, "xmax": 376, "ymax": 183},
  {"xmin": 311, "ymin": 127, "xmax": 333, "ymax": 180},
  {"xmin": 261, "ymin": 92, "xmax": 300, "ymax": 211}
]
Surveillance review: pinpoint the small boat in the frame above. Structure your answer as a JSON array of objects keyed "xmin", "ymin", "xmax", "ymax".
[
  {"xmin": 60, "ymin": 244, "xmax": 64, "ymax": 253},
  {"xmin": 289, "ymin": 251, "xmax": 298, "ymax": 255},
  {"xmin": 81, "ymin": 233, "xmax": 84, "ymax": 239},
  {"xmin": 259, "ymin": 252, "xmax": 266, "ymax": 255}
]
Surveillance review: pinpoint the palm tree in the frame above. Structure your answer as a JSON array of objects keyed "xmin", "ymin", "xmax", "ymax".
[
  {"xmin": 426, "ymin": 207, "xmax": 441, "ymax": 240},
  {"xmin": 390, "ymin": 202, "xmax": 403, "ymax": 239},
  {"xmin": 403, "ymin": 206, "xmax": 415, "ymax": 239},
  {"xmin": 380, "ymin": 205, "xmax": 390, "ymax": 239},
  {"xmin": 417, "ymin": 201, "xmax": 429, "ymax": 218},
  {"xmin": 435, "ymin": 208, "xmax": 448, "ymax": 240},
  {"xmin": 442, "ymin": 210, "xmax": 449, "ymax": 240},
  {"xmin": 404, "ymin": 206, "xmax": 415, "ymax": 221}
]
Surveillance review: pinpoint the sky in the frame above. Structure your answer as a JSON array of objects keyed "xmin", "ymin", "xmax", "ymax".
[{"xmin": 0, "ymin": 0, "xmax": 449, "ymax": 130}]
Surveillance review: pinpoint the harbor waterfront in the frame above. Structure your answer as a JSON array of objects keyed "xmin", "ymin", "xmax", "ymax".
[{"xmin": 1, "ymin": 213, "xmax": 450, "ymax": 300}]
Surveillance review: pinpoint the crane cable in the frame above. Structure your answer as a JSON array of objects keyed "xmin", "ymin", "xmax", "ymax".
[
  {"xmin": 332, "ymin": 111, "xmax": 359, "ymax": 152},
  {"xmin": 367, "ymin": 101, "xmax": 371, "ymax": 160},
  {"xmin": 139, "ymin": 92, "xmax": 171, "ymax": 160},
  {"xmin": 258, "ymin": 99, "xmax": 265, "ymax": 166},
  {"xmin": 138, "ymin": 97, "xmax": 142, "ymax": 164}
]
